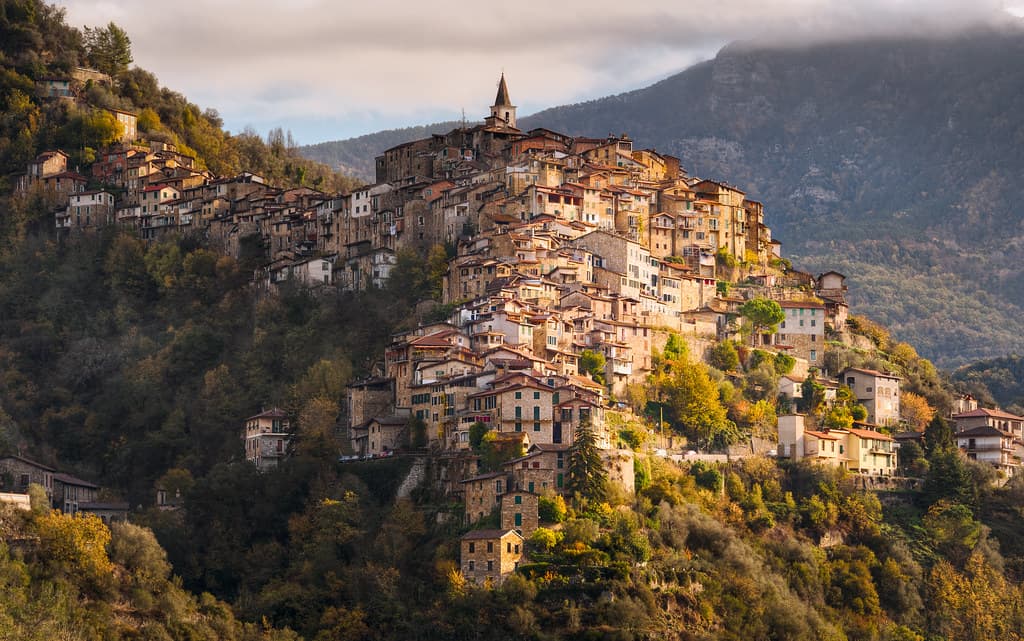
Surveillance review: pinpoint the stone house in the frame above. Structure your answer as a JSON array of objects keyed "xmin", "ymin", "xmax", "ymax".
[
  {"xmin": 841, "ymin": 368, "xmax": 902, "ymax": 427},
  {"xmin": 53, "ymin": 472, "xmax": 99, "ymax": 515},
  {"xmin": 0, "ymin": 455, "xmax": 55, "ymax": 500},
  {"xmin": 106, "ymin": 107, "xmax": 137, "ymax": 143},
  {"xmin": 460, "ymin": 529, "xmax": 524, "ymax": 585},
  {"xmin": 500, "ymin": 490, "xmax": 540, "ymax": 538},
  {"xmin": 351, "ymin": 415, "xmax": 408, "ymax": 457},
  {"xmin": 468, "ymin": 379, "xmax": 556, "ymax": 444},
  {"xmin": 504, "ymin": 443, "xmax": 570, "ymax": 496},
  {"xmin": 461, "ymin": 471, "xmax": 507, "ymax": 524},
  {"xmin": 777, "ymin": 415, "xmax": 896, "ymax": 475},
  {"xmin": 845, "ymin": 425, "xmax": 897, "ymax": 476},
  {"xmin": 774, "ymin": 301, "xmax": 826, "ymax": 365},
  {"xmin": 58, "ymin": 190, "xmax": 115, "ymax": 230},
  {"xmin": 957, "ymin": 425, "xmax": 1018, "ymax": 476},
  {"xmin": 243, "ymin": 408, "xmax": 291, "ymax": 470},
  {"xmin": 952, "ymin": 408, "xmax": 1024, "ymax": 440}
]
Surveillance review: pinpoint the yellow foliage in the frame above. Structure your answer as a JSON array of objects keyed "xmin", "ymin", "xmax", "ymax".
[
  {"xmin": 34, "ymin": 510, "xmax": 113, "ymax": 579},
  {"xmin": 901, "ymin": 391, "xmax": 935, "ymax": 432}
]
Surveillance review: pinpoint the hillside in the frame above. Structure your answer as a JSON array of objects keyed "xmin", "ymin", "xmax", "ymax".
[
  {"xmin": 4, "ymin": 4, "xmax": 1024, "ymax": 640},
  {"xmin": 301, "ymin": 29, "xmax": 1024, "ymax": 366},
  {"xmin": 0, "ymin": 0, "xmax": 358, "ymax": 194}
]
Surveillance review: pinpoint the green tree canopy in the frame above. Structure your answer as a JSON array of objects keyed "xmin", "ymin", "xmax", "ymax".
[
  {"xmin": 739, "ymin": 298, "xmax": 785, "ymax": 345},
  {"xmin": 83, "ymin": 22, "xmax": 133, "ymax": 76},
  {"xmin": 567, "ymin": 417, "xmax": 607, "ymax": 506},
  {"xmin": 579, "ymin": 349, "xmax": 606, "ymax": 385}
]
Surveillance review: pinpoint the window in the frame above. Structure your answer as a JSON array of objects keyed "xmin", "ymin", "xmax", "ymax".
[
  {"xmin": 533, "ymin": 391, "xmax": 540, "ymax": 400},
  {"xmin": 514, "ymin": 495, "xmax": 522, "ymax": 505},
  {"xmin": 515, "ymin": 406, "xmax": 522, "ymax": 418},
  {"xmin": 468, "ymin": 542, "xmax": 475, "ymax": 553},
  {"xmin": 533, "ymin": 422, "xmax": 541, "ymax": 432},
  {"xmin": 487, "ymin": 560, "xmax": 493, "ymax": 571},
  {"xmin": 528, "ymin": 481, "xmax": 535, "ymax": 493},
  {"xmin": 515, "ymin": 422, "xmax": 522, "ymax": 432},
  {"xmin": 810, "ymin": 350, "xmax": 817, "ymax": 362},
  {"xmin": 487, "ymin": 542, "xmax": 493, "ymax": 553},
  {"xmin": 515, "ymin": 391, "xmax": 522, "ymax": 400},
  {"xmin": 468, "ymin": 561, "xmax": 475, "ymax": 571}
]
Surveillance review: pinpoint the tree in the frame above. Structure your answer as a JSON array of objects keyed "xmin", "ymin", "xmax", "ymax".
[
  {"xmin": 33, "ymin": 511, "xmax": 113, "ymax": 590},
  {"xmin": 83, "ymin": 22, "xmax": 133, "ymax": 76},
  {"xmin": 739, "ymin": 298, "xmax": 785, "ymax": 346},
  {"xmin": 27, "ymin": 483, "xmax": 48, "ymax": 515},
  {"xmin": 901, "ymin": 391, "xmax": 935, "ymax": 432},
  {"xmin": 662, "ymin": 333, "xmax": 688, "ymax": 363},
  {"xmin": 579, "ymin": 349, "xmax": 606, "ymax": 385},
  {"xmin": 924, "ymin": 415, "xmax": 955, "ymax": 455},
  {"xmin": 468, "ymin": 421, "xmax": 489, "ymax": 450},
  {"xmin": 426, "ymin": 243, "xmax": 450, "ymax": 301},
  {"xmin": 663, "ymin": 362, "xmax": 738, "ymax": 450},
  {"xmin": 921, "ymin": 446, "xmax": 976, "ymax": 508},
  {"xmin": 567, "ymin": 417, "xmax": 607, "ymax": 506},
  {"xmin": 707, "ymin": 340, "xmax": 739, "ymax": 372}
]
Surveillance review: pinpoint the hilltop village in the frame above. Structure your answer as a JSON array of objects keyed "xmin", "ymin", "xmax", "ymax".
[{"xmin": 10, "ymin": 73, "xmax": 1024, "ymax": 588}]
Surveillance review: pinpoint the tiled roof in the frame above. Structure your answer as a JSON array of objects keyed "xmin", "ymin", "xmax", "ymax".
[{"xmin": 954, "ymin": 408, "xmax": 1024, "ymax": 421}]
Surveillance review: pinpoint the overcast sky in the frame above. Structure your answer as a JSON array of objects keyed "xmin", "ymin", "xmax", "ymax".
[{"xmin": 58, "ymin": 1, "xmax": 1024, "ymax": 145}]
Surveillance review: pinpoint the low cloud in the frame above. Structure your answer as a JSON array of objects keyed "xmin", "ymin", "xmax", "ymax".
[{"xmin": 59, "ymin": 0, "xmax": 1020, "ymax": 142}]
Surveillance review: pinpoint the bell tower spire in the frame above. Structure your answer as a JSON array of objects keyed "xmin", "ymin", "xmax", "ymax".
[{"xmin": 488, "ymin": 73, "xmax": 517, "ymax": 129}]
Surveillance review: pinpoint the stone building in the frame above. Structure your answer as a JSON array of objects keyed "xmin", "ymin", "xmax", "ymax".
[
  {"xmin": 460, "ymin": 529, "xmax": 524, "ymax": 585},
  {"xmin": 500, "ymin": 490, "xmax": 540, "ymax": 538}
]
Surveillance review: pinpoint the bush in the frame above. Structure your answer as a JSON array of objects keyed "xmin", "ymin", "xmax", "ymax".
[{"xmin": 538, "ymin": 494, "xmax": 567, "ymax": 524}]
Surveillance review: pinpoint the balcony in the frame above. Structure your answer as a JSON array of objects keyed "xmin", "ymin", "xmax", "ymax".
[
  {"xmin": 611, "ymin": 358, "xmax": 632, "ymax": 376},
  {"xmin": 964, "ymin": 444, "xmax": 1015, "ymax": 453}
]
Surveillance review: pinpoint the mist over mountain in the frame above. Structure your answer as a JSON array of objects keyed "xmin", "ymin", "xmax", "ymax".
[{"xmin": 301, "ymin": 28, "xmax": 1024, "ymax": 366}]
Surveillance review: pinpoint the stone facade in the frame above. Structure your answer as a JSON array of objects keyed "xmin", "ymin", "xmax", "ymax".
[
  {"xmin": 500, "ymin": 490, "xmax": 540, "ymax": 538},
  {"xmin": 460, "ymin": 529, "xmax": 524, "ymax": 585}
]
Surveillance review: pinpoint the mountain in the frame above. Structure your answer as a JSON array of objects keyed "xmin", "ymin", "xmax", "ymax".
[
  {"xmin": 300, "ymin": 29, "xmax": 1024, "ymax": 367},
  {"xmin": 301, "ymin": 121, "xmax": 461, "ymax": 180}
]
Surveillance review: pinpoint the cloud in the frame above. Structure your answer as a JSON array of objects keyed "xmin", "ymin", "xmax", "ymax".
[{"xmin": 57, "ymin": 0, "xmax": 1020, "ymax": 142}]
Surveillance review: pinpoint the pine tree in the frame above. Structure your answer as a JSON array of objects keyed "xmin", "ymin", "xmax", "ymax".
[
  {"xmin": 567, "ymin": 416, "xmax": 607, "ymax": 506},
  {"xmin": 83, "ymin": 22, "xmax": 133, "ymax": 77}
]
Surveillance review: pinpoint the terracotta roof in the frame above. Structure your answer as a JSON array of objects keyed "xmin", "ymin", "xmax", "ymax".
[
  {"xmin": 529, "ymin": 443, "xmax": 571, "ymax": 452},
  {"xmin": 953, "ymin": 408, "xmax": 1024, "ymax": 421},
  {"xmin": 0, "ymin": 455, "xmax": 56, "ymax": 472},
  {"xmin": 778, "ymin": 300, "xmax": 824, "ymax": 309},
  {"xmin": 847, "ymin": 428, "xmax": 893, "ymax": 441},
  {"xmin": 54, "ymin": 473, "xmax": 100, "ymax": 489},
  {"xmin": 804, "ymin": 430, "xmax": 841, "ymax": 441},
  {"xmin": 459, "ymin": 471, "xmax": 506, "ymax": 483},
  {"xmin": 842, "ymin": 367, "xmax": 900, "ymax": 379},
  {"xmin": 368, "ymin": 415, "xmax": 408, "ymax": 427},
  {"xmin": 461, "ymin": 528, "xmax": 521, "ymax": 541},
  {"xmin": 247, "ymin": 408, "xmax": 288, "ymax": 420},
  {"xmin": 957, "ymin": 425, "xmax": 1007, "ymax": 438}
]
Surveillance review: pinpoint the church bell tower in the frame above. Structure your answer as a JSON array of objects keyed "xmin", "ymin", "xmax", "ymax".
[{"xmin": 487, "ymin": 73, "xmax": 517, "ymax": 129}]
